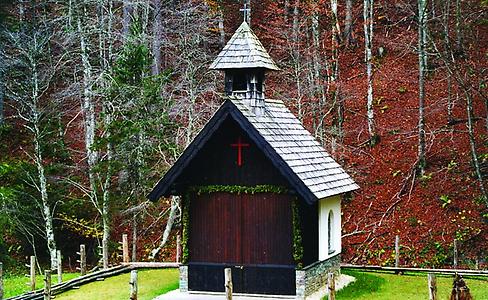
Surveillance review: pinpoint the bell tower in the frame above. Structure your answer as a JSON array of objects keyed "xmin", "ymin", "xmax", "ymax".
[{"xmin": 210, "ymin": 9, "xmax": 279, "ymax": 116}]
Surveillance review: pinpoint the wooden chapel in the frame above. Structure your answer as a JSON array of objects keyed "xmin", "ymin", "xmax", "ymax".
[{"xmin": 148, "ymin": 16, "xmax": 358, "ymax": 298}]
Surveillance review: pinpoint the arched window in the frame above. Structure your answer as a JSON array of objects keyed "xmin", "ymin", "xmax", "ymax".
[{"xmin": 328, "ymin": 210, "xmax": 335, "ymax": 254}]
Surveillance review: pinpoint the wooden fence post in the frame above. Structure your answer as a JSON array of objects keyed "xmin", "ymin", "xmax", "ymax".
[
  {"xmin": 43, "ymin": 270, "xmax": 51, "ymax": 300},
  {"xmin": 328, "ymin": 272, "xmax": 336, "ymax": 300},
  {"xmin": 224, "ymin": 268, "xmax": 232, "ymax": 300},
  {"xmin": 129, "ymin": 270, "xmax": 138, "ymax": 300},
  {"xmin": 428, "ymin": 273, "xmax": 437, "ymax": 300},
  {"xmin": 395, "ymin": 235, "xmax": 400, "ymax": 269},
  {"xmin": 30, "ymin": 256, "xmax": 36, "ymax": 291},
  {"xmin": 176, "ymin": 235, "xmax": 181, "ymax": 263},
  {"xmin": 122, "ymin": 234, "xmax": 129, "ymax": 263},
  {"xmin": 453, "ymin": 239, "xmax": 458, "ymax": 268},
  {"xmin": 0, "ymin": 262, "xmax": 3, "ymax": 300},
  {"xmin": 78, "ymin": 244, "xmax": 86, "ymax": 276},
  {"xmin": 57, "ymin": 250, "xmax": 62, "ymax": 284}
]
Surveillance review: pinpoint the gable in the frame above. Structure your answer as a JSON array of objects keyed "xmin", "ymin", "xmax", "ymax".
[
  {"xmin": 148, "ymin": 99, "xmax": 358, "ymax": 204},
  {"xmin": 177, "ymin": 116, "xmax": 288, "ymax": 188}
]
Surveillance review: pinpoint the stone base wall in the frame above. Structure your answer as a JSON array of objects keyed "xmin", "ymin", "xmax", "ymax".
[
  {"xmin": 295, "ymin": 254, "xmax": 341, "ymax": 299},
  {"xmin": 179, "ymin": 265, "xmax": 188, "ymax": 292}
]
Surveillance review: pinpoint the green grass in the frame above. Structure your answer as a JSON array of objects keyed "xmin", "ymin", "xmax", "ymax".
[
  {"xmin": 56, "ymin": 268, "xmax": 179, "ymax": 300},
  {"xmin": 335, "ymin": 270, "xmax": 488, "ymax": 299},
  {"xmin": 4, "ymin": 272, "xmax": 79, "ymax": 298}
]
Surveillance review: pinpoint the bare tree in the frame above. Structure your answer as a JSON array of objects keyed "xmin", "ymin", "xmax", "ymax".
[
  {"xmin": 417, "ymin": 0, "xmax": 427, "ymax": 175},
  {"xmin": 344, "ymin": 0, "xmax": 355, "ymax": 46},
  {"xmin": 3, "ymin": 19, "xmax": 59, "ymax": 269},
  {"xmin": 152, "ymin": 0, "xmax": 163, "ymax": 75},
  {"xmin": 363, "ymin": 0, "xmax": 376, "ymax": 144}
]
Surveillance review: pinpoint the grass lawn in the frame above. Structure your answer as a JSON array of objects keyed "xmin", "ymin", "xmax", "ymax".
[
  {"xmin": 4, "ymin": 272, "xmax": 79, "ymax": 298},
  {"xmin": 56, "ymin": 268, "xmax": 179, "ymax": 300},
  {"xmin": 335, "ymin": 269, "xmax": 488, "ymax": 300}
]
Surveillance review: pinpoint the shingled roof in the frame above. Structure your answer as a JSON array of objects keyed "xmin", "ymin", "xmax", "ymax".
[
  {"xmin": 148, "ymin": 98, "xmax": 359, "ymax": 204},
  {"xmin": 209, "ymin": 22, "xmax": 280, "ymax": 71}
]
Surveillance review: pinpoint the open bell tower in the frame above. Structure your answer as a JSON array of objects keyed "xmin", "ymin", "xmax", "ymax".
[{"xmin": 209, "ymin": 6, "xmax": 279, "ymax": 116}]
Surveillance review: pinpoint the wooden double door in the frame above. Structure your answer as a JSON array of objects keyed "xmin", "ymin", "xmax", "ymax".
[{"xmin": 188, "ymin": 192, "xmax": 296, "ymax": 295}]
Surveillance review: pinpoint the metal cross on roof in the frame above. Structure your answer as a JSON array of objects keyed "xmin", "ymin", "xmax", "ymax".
[{"xmin": 240, "ymin": 2, "xmax": 251, "ymax": 25}]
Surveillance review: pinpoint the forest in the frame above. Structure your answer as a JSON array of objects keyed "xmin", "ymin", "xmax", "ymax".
[{"xmin": 0, "ymin": 0, "xmax": 487, "ymax": 273}]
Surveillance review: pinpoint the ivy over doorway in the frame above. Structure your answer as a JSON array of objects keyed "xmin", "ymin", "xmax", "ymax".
[{"xmin": 189, "ymin": 184, "xmax": 288, "ymax": 195}]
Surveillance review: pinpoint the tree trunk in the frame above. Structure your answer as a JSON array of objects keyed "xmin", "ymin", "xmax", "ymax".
[
  {"xmin": 418, "ymin": 0, "xmax": 427, "ymax": 175},
  {"xmin": 455, "ymin": 0, "xmax": 462, "ymax": 55},
  {"xmin": 152, "ymin": 0, "xmax": 162, "ymax": 75},
  {"xmin": 218, "ymin": 6, "xmax": 225, "ymax": 48},
  {"xmin": 292, "ymin": 0, "xmax": 304, "ymax": 121},
  {"xmin": 344, "ymin": 0, "xmax": 354, "ymax": 46},
  {"xmin": 311, "ymin": 3, "xmax": 325, "ymax": 143},
  {"xmin": 132, "ymin": 212, "xmax": 137, "ymax": 262},
  {"xmin": 284, "ymin": 0, "xmax": 289, "ymax": 23},
  {"xmin": 78, "ymin": 7, "xmax": 99, "ymax": 205},
  {"xmin": 101, "ymin": 143, "xmax": 112, "ymax": 269},
  {"xmin": 364, "ymin": 0, "xmax": 376, "ymax": 144},
  {"xmin": 30, "ymin": 49, "xmax": 57, "ymax": 269},
  {"xmin": 149, "ymin": 196, "xmax": 180, "ymax": 259},
  {"xmin": 442, "ymin": 0, "xmax": 455, "ymax": 124},
  {"xmin": 123, "ymin": 0, "xmax": 133, "ymax": 38},
  {"xmin": 34, "ymin": 124, "xmax": 57, "ymax": 270},
  {"xmin": 465, "ymin": 91, "xmax": 488, "ymax": 204},
  {"xmin": 330, "ymin": 0, "xmax": 341, "ymax": 46}
]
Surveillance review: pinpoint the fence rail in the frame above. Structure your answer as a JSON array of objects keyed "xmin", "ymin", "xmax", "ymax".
[
  {"xmin": 341, "ymin": 264, "xmax": 488, "ymax": 277},
  {"xmin": 7, "ymin": 263, "xmax": 179, "ymax": 300}
]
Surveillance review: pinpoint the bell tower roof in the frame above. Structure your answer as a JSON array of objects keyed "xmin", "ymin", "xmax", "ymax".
[{"xmin": 210, "ymin": 22, "xmax": 280, "ymax": 71}]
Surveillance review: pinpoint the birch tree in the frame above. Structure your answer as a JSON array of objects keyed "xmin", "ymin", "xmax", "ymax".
[
  {"xmin": 70, "ymin": 0, "xmax": 118, "ymax": 269},
  {"xmin": 363, "ymin": 0, "xmax": 377, "ymax": 145},
  {"xmin": 152, "ymin": 0, "xmax": 163, "ymax": 75},
  {"xmin": 344, "ymin": 0, "xmax": 355, "ymax": 46},
  {"xmin": 2, "ymin": 18, "xmax": 59, "ymax": 269},
  {"xmin": 417, "ymin": 0, "xmax": 427, "ymax": 175}
]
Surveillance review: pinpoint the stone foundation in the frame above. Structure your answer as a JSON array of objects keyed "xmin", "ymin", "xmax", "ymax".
[
  {"xmin": 295, "ymin": 254, "xmax": 341, "ymax": 299},
  {"xmin": 179, "ymin": 265, "xmax": 188, "ymax": 292}
]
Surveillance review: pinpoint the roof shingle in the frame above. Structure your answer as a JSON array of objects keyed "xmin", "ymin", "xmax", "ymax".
[{"xmin": 230, "ymin": 98, "xmax": 359, "ymax": 199}]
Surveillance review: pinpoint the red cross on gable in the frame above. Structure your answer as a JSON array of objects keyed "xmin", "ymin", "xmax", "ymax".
[{"xmin": 230, "ymin": 136, "xmax": 250, "ymax": 167}]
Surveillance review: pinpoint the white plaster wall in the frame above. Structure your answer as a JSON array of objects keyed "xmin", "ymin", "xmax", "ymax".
[{"xmin": 318, "ymin": 195, "xmax": 341, "ymax": 261}]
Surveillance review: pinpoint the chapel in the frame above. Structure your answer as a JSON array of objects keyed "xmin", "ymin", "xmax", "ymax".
[{"xmin": 149, "ymin": 17, "xmax": 358, "ymax": 298}]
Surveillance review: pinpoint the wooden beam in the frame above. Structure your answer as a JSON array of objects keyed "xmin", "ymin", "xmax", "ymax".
[
  {"xmin": 395, "ymin": 235, "xmax": 400, "ymax": 269},
  {"xmin": 327, "ymin": 273, "xmax": 336, "ymax": 300},
  {"xmin": 79, "ymin": 245, "xmax": 86, "ymax": 276},
  {"xmin": 129, "ymin": 270, "xmax": 137, "ymax": 300},
  {"xmin": 122, "ymin": 234, "xmax": 129, "ymax": 263},
  {"xmin": 428, "ymin": 273, "xmax": 437, "ymax": 300},
  {"xmin": 43, "ymin": 270, "xmax": 51, "ymax": 300},
  {"xmin": 57, "ymin": 250, "xmax": 62, "ymax": 284},
  {"xmin": 121, "ymin": 262, "xmax": 179, "ymax": 268},
  {"xmin": 342, "ymin": 264, "xmax": 488, "ymax": 276},
  {"xmin": 453, "ymin": 239, "xmax": 458, "ymax": 268},
  {"xmin": 30, "ymin": 256, "xmax": 36, "ymax": 291},
  {"xmin": 224, "ymin": 268, "xmax": 232, "ymax": 300}
]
